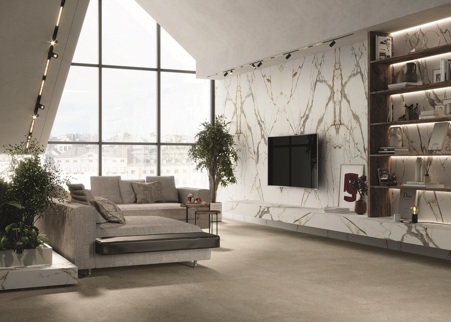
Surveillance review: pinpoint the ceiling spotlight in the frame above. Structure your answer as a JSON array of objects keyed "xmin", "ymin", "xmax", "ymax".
[
  {"xmin": 251, "ymin": 63, "xmax": 256, "ymax": 70},
  {"xmin": 223, "ymin": 71, "xmax": 229, "ymax": 77},
  {"xmin": 257, "ymin": 61, "xmax": 262, "ymax": 67},
  {"xmin": 329, "ymin": 40, "xmax": 336, "ymax": 47},
  {"xmin": 52, "ymin": 52, "xmax": 59, "ymax": 59},
  {"xmin": 229, "ymin": 69, "xmax": 234, "ymax": 75},
  {"xmin": 285, "ymin": 53, "xmax": 292, "ymax": 59}
]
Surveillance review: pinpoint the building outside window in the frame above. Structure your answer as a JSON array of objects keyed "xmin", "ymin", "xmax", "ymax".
[{"xmin": 46, "ymin": 0, "xmax": 211, "ymax": 188}]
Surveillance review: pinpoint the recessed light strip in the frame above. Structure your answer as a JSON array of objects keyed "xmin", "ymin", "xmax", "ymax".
[{"xmin": 390, "ymin": 17, "xmax": 451, "ymax": 36}]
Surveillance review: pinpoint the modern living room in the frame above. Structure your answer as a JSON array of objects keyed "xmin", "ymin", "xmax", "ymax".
[{"xmin": 2, "ymin": 0, "xmax": 451, "ymax": 321}]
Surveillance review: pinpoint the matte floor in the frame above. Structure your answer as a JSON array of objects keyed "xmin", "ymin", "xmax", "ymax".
[{"xmin": 1, "ymin": 219, "xmax": 451, "ymax": 322}]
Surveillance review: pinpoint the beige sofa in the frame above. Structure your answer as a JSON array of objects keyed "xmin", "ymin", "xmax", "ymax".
[
  {"xmin": 89, "ymin": 176, "xmax": 211, "ymax": 228},
  {"xmin": 36, "ymin": 176, "xmax": 217, "ymax": 272}
]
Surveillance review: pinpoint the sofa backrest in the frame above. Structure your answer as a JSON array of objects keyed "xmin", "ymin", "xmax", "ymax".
[
  {"xmin": 145, "ymin": 176, "xmax": 179, "ymax": 202},
  {"xmin": 90, "ymin": 176, "xmax": 123, "ymax": 204}
]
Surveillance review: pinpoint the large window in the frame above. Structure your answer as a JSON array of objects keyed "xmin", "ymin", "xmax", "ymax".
[{"xmin": 47, "ymin": 0, "xmax": 212, "ymax": 188}]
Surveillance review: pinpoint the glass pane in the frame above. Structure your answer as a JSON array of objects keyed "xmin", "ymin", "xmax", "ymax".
[
  {"xmin": 102, "ymin": 145, "xmax": 157, "ymax": 179},
  {"xmin": 161, "ymin": 145, "xmax": 208, "ymax": 188},
  {"xmin": 72, "ymin": 0, "xmax": 98, "ymax": 64},
  {"xmin": 50, "ymin": 66, "xmax": 99, "ymax": 141},
  {"xmin": 161, "ymin": 73, "xmax": 210, "ymax": 143},
  {"xmin": 102, "ymin": 0, "xmax": 156, "ymax": 67},
  {"xmin": 102, "ymin": 69, "xmax": 157, "ymax": 142},
  {"xmin": 161, "ymin": 28, "xmax": 196, "ymax": 71},
  {"xmin": 45, "ymin": 144, "xmax": 99, "ymax": 188}
]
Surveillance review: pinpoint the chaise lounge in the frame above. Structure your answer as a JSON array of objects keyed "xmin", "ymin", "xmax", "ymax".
[{"xmin": 36, "ymin": 176, "xmax": 220, "ymax": 273}]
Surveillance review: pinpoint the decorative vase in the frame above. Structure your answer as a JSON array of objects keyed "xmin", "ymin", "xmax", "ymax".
[
  {"xmin": 388, "ymin": 126, "xmax": 402, "ymax": 147},
  {"xmin": 354, "ymin": 198, "xmax": 367, "ymax": 215},
  {"xmin": 403, "ymin": 62, "xmax": 418, "ymax": 82}
]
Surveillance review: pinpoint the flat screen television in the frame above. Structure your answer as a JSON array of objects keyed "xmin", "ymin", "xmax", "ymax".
[{"xmin": 268, "ymin": 133, "xmax": 319, "ymax": 189}]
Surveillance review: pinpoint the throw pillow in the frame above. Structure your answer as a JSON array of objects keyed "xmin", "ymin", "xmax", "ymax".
[
  {"xmin": 91, "ymin": 197, "xmax": 126, "ymax": 223},
  {"xmin": 145, "ymin": 176, "xmax": 178, "ymax": 202},
  {"xmin": 66, "ymin": 182, "xmax": 93, "ymax": 205},
  {"xmin": 131, "ymin": 181, "xmax": 161, "ymax": 204},
  {"xmin": 119, "ymin": 179, "xmax": 145, "ymax": 204}
]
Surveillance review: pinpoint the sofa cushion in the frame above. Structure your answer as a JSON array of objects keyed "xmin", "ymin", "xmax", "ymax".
[
  {"xmin": 90, "ymin": 176, "xmax": 123, "ymax": 204},
  {"xmin": 131, "ymin": 181, "xmax": 161, "ymax": 203},
  {"xmin": 145, "ymin": 176, "xmax": 178, "ymax": 202},
  {"xmin": 96, "ymin": 216, "xmax": 202, "ymax": 238},
  {"xmin": 91, "ymin": 197, "xmax": 126, "ymax": 223},
  {"xmin": 119, "ymin": 179, "xmax": 145, "ymax": 204}
]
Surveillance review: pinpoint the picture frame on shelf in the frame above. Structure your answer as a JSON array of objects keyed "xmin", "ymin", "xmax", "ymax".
[
  {"xmin": 375, "ymin": 35, "xmax": 392, "ymax": 60},
  {"xmin": 338, "ymin": 164, "xmax": 364, "ymax": 210},
  {"xmin": 433, "ymin": 69, "xmax": 441, "ymax": 83}
]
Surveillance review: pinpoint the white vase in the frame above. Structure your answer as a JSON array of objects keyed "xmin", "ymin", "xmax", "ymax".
[{"xmin": 0, "ymin": 244, "xmax": 52, "ymax": 268}]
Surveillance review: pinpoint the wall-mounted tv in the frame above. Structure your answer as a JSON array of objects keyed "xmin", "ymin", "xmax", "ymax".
[{"xmin": 268, "ymin": 133, "xmax": 319, "ymax": 189}]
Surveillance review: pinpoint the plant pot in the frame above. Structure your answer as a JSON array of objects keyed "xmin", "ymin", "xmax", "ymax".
[
  {"xmin": 0, "ymin": 243, "xmax": 52, "ymax": 268},
  {"xmin": 354, "ymin": 199, "xmax": 367, "ymax": 215},
  {"xmin": 210, "ymin": 202, "xmax": 222, "ymax": 222}
]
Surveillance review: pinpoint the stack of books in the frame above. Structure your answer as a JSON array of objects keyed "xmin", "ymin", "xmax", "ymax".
[
  {"xmin": 378, "ymin": 147, "xmax": 410, "ymax": 155},
  {"xmin": 402, "ymin": 181, "xmax": 445, "ymax": 188},
  {"xmin": 419, "ymin": 110, "xmax": 444, "ymax": 120}
]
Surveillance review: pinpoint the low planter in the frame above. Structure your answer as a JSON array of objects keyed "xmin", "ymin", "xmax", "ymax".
[{"xmin": 0, "ymin": 244, "xmax": 52, "ymax": 268}]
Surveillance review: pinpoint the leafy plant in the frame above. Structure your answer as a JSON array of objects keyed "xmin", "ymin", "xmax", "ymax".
[
  {"xmin": 351, "ymin": 175, "xmax": 368, "ymax": 199},
  {"xmin": 0, "ymin": 222, "xmax": 47, "ymax": 254},
  {"xmin": 188, "ymin": 115, "xmax": 238, "ymax": 203},
  {"xmin": 0, "ymin": 139, "xmax": 67, "ymax": 252}
]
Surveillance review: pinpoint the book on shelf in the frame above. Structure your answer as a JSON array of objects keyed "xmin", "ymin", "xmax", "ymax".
[
  {"xmin": 387, "ymin": 81, "xmax": 422, "ymax": 90},
  {"xmin": 419, "ymin": 110, "xmax": 444, "ymax": 120},
  {"xmin": 403, "ymin": 181, "xmax": 445, "ymax": 188},
  {"xmin": 440, "ymin": 59, "xmax": 450, "ymax": 82},
  {"xmin": 378, "ymin": 147, "xmax": 409, "ymax": 154},
  {"xmin": 428, "ymin": 122, "xmax": 449, "ymax": 151},
  {"xmin": 324, "ymin": 207, "xmax": 350, "ymax": 214},
  {"xmin": 375, "ymin": 35, "xmax": 392, "ymax": 60}
]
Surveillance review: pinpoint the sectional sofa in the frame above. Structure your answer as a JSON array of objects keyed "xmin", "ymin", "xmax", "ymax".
[{"xmin": 36, "ymin": 176, "xmax": 218, "ymax": 272}]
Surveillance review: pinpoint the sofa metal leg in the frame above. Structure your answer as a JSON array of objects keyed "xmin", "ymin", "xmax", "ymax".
[
  {"xmin": 78, "ymin": 269, "xmax": 92, "ymax": 278},
  {"xmin": 191, "ymin": 260, "xmax": 198, "ymax": 268}
]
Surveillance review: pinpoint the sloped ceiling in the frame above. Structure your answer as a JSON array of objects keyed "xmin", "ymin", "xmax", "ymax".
[
  {"xmin": 0, "ymin": 0, "xmax": 88, "ymax": 153},
  {"xmin": 137, "ymin": 0, "xmax": 451, "ymax": 79}
]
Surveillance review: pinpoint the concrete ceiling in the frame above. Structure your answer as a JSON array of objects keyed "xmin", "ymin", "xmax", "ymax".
[
  {"xmin": 137, "ymin": 0, "xmax": 451, "ymax": 79},
  {"xmin": 0, "ymin": 0, "xmax": 88, "ymax": 153}
]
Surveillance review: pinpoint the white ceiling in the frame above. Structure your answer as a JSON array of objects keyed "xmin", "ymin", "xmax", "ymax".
[
  {"xmin": 137, "ymin": 0, "xmax": 451, "ymax": 79},
  {"xmin": 0, "ymin": 0, "xmax": 88, "ymax": 153},
  {"xmin": 1, "ymin": 0, "xmax": 451, "ymax": 153}
]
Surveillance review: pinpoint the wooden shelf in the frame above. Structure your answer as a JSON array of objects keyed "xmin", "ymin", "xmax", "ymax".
[
  {"xmin": 370, "ymin": 80, "xmax": 451, "ymax": 96},
  {"xmin": 370, "ymin": 153, "xmax": 451, "ymax": 157},
  {"xmin": 370, "ymin": 116, "xmax": 451, "ymax": 127},
  {"xmin": 371, "ymin": 185, "xmax": 451, "ymax": 192},
  {"xmin": 370, "ymin": 43, "xmax": 451, "ymax": 65}
]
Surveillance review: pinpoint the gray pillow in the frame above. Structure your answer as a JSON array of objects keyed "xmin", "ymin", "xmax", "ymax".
[
  {"xmin": 145, "ymin": 176, "xmax": 178, "ymax": 202},
  {"xmin": 91, "ymin": 197, "xmax": 125, "ymax": 223},
  {"xmin": 119, "ymin": 179, "xmax": 145, "ymax": 204},
  {"xmin": 131, "ymin": 181, "xmax": 161, "ymax": 204},
  {"xmin": 66, "ymin": 183, "xmax": 94, "ymax": 205},
  {"xmin": 90, "ymin": 176, "xmax": 123, "ymax": 204}
]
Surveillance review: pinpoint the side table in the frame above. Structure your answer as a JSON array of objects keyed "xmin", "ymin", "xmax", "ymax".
[{"xmin": 194, "ymin": 210, "xmax": 220, "ymax": 235}]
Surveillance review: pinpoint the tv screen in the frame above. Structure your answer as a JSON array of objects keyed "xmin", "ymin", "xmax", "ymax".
[{"xmin": 268, "ymin": 134, "xmax": 319, "ymax": 189}]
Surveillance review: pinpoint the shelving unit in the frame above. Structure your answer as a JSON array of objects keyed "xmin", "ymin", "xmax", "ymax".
[{"xmin": 368, "ymin": 31, "xmax": 451, "ymax": 217}]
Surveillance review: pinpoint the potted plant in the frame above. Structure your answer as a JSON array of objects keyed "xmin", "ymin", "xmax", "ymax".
[
  {"xmin": 188, "ymin": 115, "xmax": 238, "ymax": 214},
  {"xmin": 351, "ymin": 175, "xmax": 368, "ymax": 215},
  {"xmin": 0, "ymin": 139, "xmax": 67, "ymax": 265}
]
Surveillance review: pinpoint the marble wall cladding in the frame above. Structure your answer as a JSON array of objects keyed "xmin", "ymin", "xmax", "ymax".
[{"xmin": 215, "ymin": 42, "xmax": 368, "ymax": 209}]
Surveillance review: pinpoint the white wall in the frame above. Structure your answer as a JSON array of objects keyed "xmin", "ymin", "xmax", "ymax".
[{"xmin": 215, "ymin": 42, "xmax": 368, "ymax": 208}]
